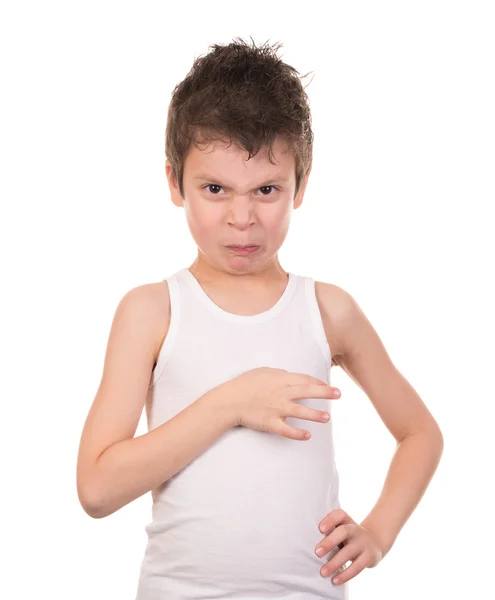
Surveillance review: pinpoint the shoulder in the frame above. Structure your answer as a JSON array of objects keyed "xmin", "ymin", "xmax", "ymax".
[
  {"xmin": 314, "ymin": 280, "xmax": 358, "ymax": 365},
  {"xmin": 118, "ymin": 280, "xmax": 170, "ymax": 317},
  {"xmin": 115, "ymin": 280, "xmax": 171, "ymax": 364},
  {"xmin": 314, "ymin": 280, "xmax": 358, "ymax": 325}
]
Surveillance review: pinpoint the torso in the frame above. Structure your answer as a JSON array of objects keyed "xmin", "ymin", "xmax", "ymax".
[{"xmin": 150, "ymin": 277, "xmax": 345, "ymax": 371}]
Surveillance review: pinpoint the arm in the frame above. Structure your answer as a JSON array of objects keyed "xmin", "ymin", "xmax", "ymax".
[
  {"xmin": 76, "ymin": 283, "xmax": 236, "ymax": 520},
  {"xmin": 88, "ymin": 387, "xmax": 234, "ymax": 519},
  {"xmin": 320, "ymin": 283, "xmax": 444, "ymax": 557},
  {"xmin": 359, "ymin": 428, "xmax": 443, "ymax": 557}
]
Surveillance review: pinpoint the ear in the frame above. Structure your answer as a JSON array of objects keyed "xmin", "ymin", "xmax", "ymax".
[
  {"xmin": 165, "ymin": 160, "xmax": 184, "ymax": 207},
  {"xmin": 293, "ymin": 169, "xmax": 311, "ymax": 210}
]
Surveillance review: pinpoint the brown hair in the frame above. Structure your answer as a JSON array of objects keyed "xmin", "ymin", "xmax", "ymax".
[{"xmin": 165, "ymin": 36, "xmax": 314, "ymax": 200}]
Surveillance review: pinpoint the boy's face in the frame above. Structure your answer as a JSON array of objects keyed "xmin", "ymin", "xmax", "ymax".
[{"xmin": 165, "ymin": 134, "xmax": 310, "ymax": 275}]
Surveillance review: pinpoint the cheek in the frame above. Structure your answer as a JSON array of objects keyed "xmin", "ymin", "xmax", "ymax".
[
  {"xmin": 264, "ymin": 205, "xmax": 291, "ymax": 235},
  {"xmin": 185, "ymin": 205, "xmax": 220, "ymax": 245},
  {"xmin": 185, "ymin": 203, "xmax": 213, "ymax": 228}
]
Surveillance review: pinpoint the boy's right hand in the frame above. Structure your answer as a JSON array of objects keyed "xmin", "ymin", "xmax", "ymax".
[{"xmin": 221, "ymin": 367, "xmax": 340, "ymax": 441}]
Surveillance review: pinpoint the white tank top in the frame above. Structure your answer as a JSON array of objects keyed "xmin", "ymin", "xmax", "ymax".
[{"xmin": 135, "ymin": 267, "xmax": 348, "ymax": 600}]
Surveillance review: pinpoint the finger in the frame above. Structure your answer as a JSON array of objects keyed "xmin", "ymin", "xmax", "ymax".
[
  {"xmin": 330, "ymin": 551, "xmax": 370, "ymax": 586},
  {"xmin": 305, "ymin": 378, "xmax": 341, "ymax": 398},
  {"xmin": 287, "ymin": 382, "xmax": 337, "ymax": 401},
  {"xmin": 291, "ymin": 402, "xmax": 331, "ymax": 424},
  {"xmin": 321, "ymin": 543, "xmax": 358, "ymax": 579},
  {"xmin": 287, "ymin": 374, "xmax": 341, "ymax": 398},
  {"xmin": 320, "ymin": 508, "xmax": 354, "ymax": 533},
  {"xmin": 275, "ymin": 422, "xmax": 312, "ymax": 441},
  {"xmin": 315, "ymin": 527, "xmax": 348, "ymax": 557}
]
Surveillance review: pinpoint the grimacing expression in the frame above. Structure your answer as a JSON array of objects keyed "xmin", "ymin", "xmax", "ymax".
[{"xmin": 166, "ymin": 136, "xmax": 310, "ymax": 271}]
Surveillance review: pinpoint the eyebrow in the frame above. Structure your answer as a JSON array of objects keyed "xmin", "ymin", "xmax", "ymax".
[{"xmin": 193, "ymin": 173, "xmax": 290, "ymax": 187}]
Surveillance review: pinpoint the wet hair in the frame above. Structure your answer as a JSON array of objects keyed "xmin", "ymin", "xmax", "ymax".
[{"xmin": 165, "ymin": 36, "xmax": 314, "ymax": 199}]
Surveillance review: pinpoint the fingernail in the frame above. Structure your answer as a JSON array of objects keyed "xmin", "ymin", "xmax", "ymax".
[
  {"xmin": 316, "ymin": 546, "xmax": 325, "ymax": 556},
  {"xmin": 320, "ymin": 524, "xmax": 328, "ymax": 532},
  {"xmin": 333, "ymin": 389, "xmax": 340, "ymax": 397}
]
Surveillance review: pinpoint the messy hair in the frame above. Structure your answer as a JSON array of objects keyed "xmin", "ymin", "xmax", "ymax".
[{"xmin": 165, "ymin": 36, "xmax": 314, "ymax": 199}]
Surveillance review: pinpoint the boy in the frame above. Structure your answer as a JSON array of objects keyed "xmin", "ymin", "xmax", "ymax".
[{"xmin": 76, "ymin": 37, "xmax": 444, "ymax": 599}]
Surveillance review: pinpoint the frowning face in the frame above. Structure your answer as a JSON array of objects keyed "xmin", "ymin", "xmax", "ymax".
[{"xmin": 166, "ymin": 134, "xmax": 309, "ymax": 277}]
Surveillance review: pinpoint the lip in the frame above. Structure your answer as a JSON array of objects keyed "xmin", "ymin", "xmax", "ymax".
[{"xmin": 226, "ymin": 245, "xmax": 260, "ymax": 255}]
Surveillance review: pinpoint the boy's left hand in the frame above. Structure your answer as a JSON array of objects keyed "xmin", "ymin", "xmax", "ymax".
[{"xmin": 315, "ymin": 508, "xmax": 384, "ymax": 585}]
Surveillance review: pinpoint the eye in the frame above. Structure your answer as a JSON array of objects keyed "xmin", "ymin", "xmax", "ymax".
[
  {"xmin": 257, "ymin": 185, "xmax": 279, "ymax": 196},
  {"xmin": 202, "ymin": 184, "xmax": 279, "ymax": 196},
  {"xmin": 203, "ymin": 184, "xmax": 223, "ymax": 195}
]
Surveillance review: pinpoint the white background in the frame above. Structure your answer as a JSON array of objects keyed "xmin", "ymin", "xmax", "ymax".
[{"xmin": 1, "ymin": 1, "xmax": 494, "ymax": 599}]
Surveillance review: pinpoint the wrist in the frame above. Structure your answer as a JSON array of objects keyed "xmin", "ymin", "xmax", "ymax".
[
  {"xmin": 359, "ymin": 518, "xmax": 395, "ymax": 558},
  {"xmin": 202, "ymin": 383, "xmax": 239, "ymax": 430}
]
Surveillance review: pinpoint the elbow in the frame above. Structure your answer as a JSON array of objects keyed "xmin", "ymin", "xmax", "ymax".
[
  {"xmin": 82, "ymin": 500, "xmax": 106, "ymax": 520},
  {"xmin": 419, "ymin": 415, "xmax": 445, "ymax": 448},
  {"xmin": 79, "ymin": 487, "xmax": 121, "ymax": 519},
  {"xmin": 436, "ymin": 427, "xmax": 444, "ymax": 450},
  {"xmin": 77, "ymin": 482, "xmax": 106, "ymax": 519},
  {"xmin": 402, "ymin": 420, "xmax": 444, "ymax": 454},
  {"xmin": 428, "ymin": 420, "xmax": 444, "ymax": 450},
  {"xmin": 418, "ymin": 421, "xmax": 445, "ymax": 459}
]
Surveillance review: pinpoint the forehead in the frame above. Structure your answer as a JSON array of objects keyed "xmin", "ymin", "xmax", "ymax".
[{"xmin": 185, "ymin": 134, "xmax": 295, "ymax": 179}]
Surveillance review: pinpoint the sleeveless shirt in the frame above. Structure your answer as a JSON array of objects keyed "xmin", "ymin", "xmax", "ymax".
[{"xmin": 135, "ymin": 267, "xmax": 348, "ymax": 600}]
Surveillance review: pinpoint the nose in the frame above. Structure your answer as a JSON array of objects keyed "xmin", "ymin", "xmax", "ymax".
[{"xmin": 226, "ymin": 196, "xmax": 257, "ymax": 228}]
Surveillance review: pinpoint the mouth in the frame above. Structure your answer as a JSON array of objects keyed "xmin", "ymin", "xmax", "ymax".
[{"xmin": 226, "ymin": 245, "xmax": 260, "ymax": 254}]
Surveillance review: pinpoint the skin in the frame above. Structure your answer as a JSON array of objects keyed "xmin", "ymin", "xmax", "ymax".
[
  {"xmin": 165, "ymin": 134, "xmax": 309, "ymax": 307},
  {"xmin": 164, "ymin": 133, "xmax": 444, "ymax": 586}
]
